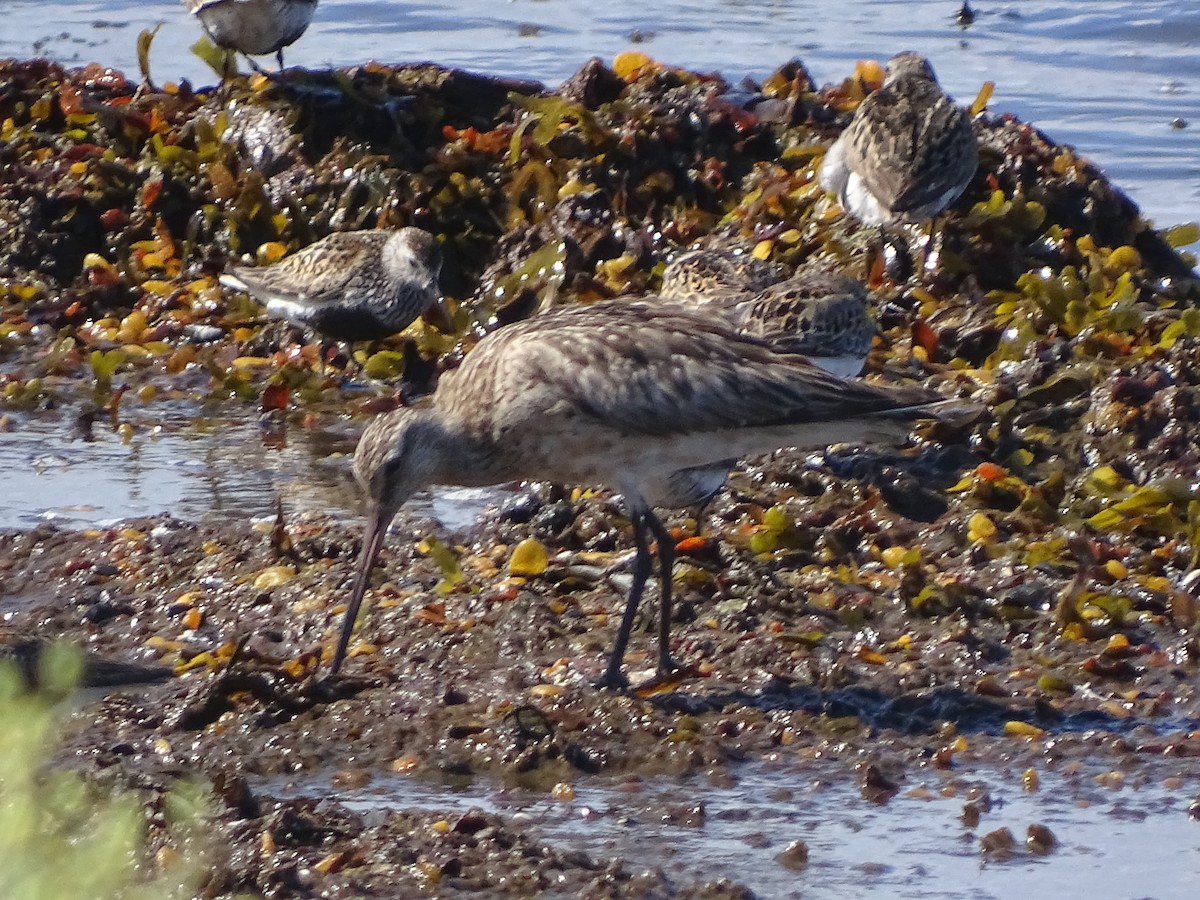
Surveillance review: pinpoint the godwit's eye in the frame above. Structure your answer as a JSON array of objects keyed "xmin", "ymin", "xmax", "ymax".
[{"xmin": 383, "ymin": 453, "xmax": 404, "ymax": 479}]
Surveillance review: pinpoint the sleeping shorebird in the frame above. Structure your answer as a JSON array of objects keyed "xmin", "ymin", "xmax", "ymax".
[
  {"xmin": 220, "ymin": 227, "xmax": 451, "ymax": 367},
  {"xmin": 818, "ymin": 51, "xmax": 978, "ymax": 229},
  {"xmin": 183, "ymin": 0, "xmax": 318, "ymax": 72},
  {"xmin": 659, "ymin": 246, "xmax": 786, "ymax": 301},
  {"xmin": 661, "ymin": 259, "xmax": 877, "ymax": 379},
  {"xmin": 330, "ymin": 300, "xmax": 960, "ymax": 688},
  {"xmin": 659, "ymin": 254, "xmax": 879, "ymax": 509},
  {"xmin": 724, "ymin": 272, "xmax": 877, "ymax": 377}
]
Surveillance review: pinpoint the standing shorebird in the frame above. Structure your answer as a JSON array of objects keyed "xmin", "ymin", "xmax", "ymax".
[
  {"xmin": 659, "ymin": 247, "xmax": 786, "ymax": 301},
  {"xmin": 220, "ymin": 227, "xmax": 451, "ymax": 365},
  {"xmin": 331, "ymin": 301, "xmax": 957, "ymax": 687},
  {"xmin": 818, "ymin": 51, "xmax": 978, "ymax": 228},
  {"xmin": 183, "ymin": 0, "xmax": 318, "ymax": 71}
]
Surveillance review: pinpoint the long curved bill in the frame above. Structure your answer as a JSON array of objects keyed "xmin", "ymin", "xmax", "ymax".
[{"xmin": 329, "ymin": 503, "xmax": 390, "ymax": 674}]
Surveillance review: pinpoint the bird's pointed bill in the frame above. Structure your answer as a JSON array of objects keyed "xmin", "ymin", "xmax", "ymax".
[{"xmin": 330, "ymin": 502, "xmax": 390, "ymax": 673}]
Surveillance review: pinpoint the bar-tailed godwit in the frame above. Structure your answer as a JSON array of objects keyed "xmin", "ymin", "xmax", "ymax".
[{"xmin": 332, "ymin": 300, "xmax": 960, "ymax": 688}]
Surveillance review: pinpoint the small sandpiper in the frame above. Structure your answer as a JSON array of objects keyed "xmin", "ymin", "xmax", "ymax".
[
  {"xmin": 710, "ymin": 272, "xmax": 877, "ymax": 378},
  {"xmin": 220, "ymin": 227, "xmax": 451, "ymax": 362},
  {"xmin": 330, "ymin": 300, "xmax": 958, "ymax": 688},
  {"xmin": 659, "ymin": 247, "xmax": 786, "ymax": 301},
  {"xmin": 662, "ymin": 253, "xmax": 876, "ymax": 378},
  {"xmin": 183, "ymin": 0, "xmax": 318, "ymax": 70},
  {"xmin": 818, "ymin": 51, "xmax": 978, "ymax": 227},
  {"xmin": 656, "ymin": 265, "xmax": 878, "ymax": 508}
]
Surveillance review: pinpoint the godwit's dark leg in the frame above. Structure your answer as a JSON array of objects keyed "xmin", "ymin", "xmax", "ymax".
[
  {"xmin": 600, "ymin": 507, "xmax": 654, "ymax": 689},
  {"xmin": 641, "ymin": 508, "xmax": 683, "ymax": 677},
  {"xmin": 246, "ymin": 54, "xmax": 271, "ymax": 76}
]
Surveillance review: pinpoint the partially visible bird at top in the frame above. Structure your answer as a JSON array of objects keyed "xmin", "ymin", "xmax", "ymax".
[
  {"xmin": 818, "ymin": 51, "xmax": 978, "ymax": 228},
  {"xmin": 182, "ymin": 0, "xmax": 318, "ymax": 72},
  {"xmin": 658, "ymin": 246, "xmax": 787, "ymax": 302},
  {"xmin": 219, "ymin": 227, "xmax": 452, "ymax": 366}
]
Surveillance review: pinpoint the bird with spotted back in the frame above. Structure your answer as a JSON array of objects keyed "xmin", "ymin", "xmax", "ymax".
[
  {"xmin": 819, "ymin": 51, "xmax": 978, "ymax": 227},
  {"xmin": 668, "ymin": 269, "xmax": 877, "ymax": 379},
  {"xmin": 331, "ymin": 300, "xmax": 963, "ymax": 688},
  {"xmin": 220, "ymin": 227, "xmax": 451, "ymax": 367},
  {"xmin": 659, "ymin": 255, "xmax": 879, "ymax": 509},
  {"xmin": 659, "ymin": 246, "xmax": 787, "ymax": 302}
]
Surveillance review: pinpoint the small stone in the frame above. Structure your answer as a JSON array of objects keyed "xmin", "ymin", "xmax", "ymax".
[
  {"xmin": 776, "ymin": 840, "xmax": 809, "ymax": 870},
  {"xmin": 1026, "ymin": 823, "xmax": 1057, "ymax": 855}
]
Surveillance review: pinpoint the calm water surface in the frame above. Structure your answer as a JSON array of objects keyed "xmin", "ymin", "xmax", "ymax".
[{"xmin": 277, "ymin": 759, "xmax": 1200, "ymax": 900}]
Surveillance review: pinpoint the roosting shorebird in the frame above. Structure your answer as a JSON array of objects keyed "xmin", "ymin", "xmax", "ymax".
[
  {"xmin": 660, "ymin": 254, "xmax": 877, "ymax": 379},
  {"xmin": 659, "ymin": 247, "xmax": 786, "ymax": 301},
  {"xmin": 819, "ymin": 51, "xmax": 978, "ymax": 228},
  {"xmin": 330, "ymin": 300, "xmax": 960, "ymax": 688}
]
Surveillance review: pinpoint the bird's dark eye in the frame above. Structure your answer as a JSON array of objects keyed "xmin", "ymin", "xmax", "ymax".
[{"xmin": 383, "ymin": 452, "xmax": 405, "ymax": 480}]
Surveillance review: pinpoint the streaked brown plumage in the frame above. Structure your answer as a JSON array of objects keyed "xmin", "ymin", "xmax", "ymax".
[
  {"xmin": 819, "ymin": 51, "xmax": 978, "ymax": 226},
  {"xmin": 332, "ymin": 301, "xmax": 957, "ymax": 687},
  {"xmin": 668, "ymin": 269, "xmax": 877, "ymax": 379},
  {"xmin": 220, "ymin": 227, "xmax": 449, "ymax": 346},
  {"xmin": 659, "ymin": 247, "xmax": 786, "ymax": 301},
  {"xmin": 183, "ymin": 0, "xmax": 318, "ymax": 70},
  {"xmin": 655, "ymin": 268, "xmax": 880, "ymax": 509}
]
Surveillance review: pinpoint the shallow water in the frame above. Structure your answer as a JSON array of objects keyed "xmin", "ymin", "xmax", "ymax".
[
  {"xmin": 0, "ymin": 410, "xmax": 505, "ymax": 530},
  {"xmin": 0, "ymin": 409, "xmax": 344, "ymax": 526},
  {"xmin": 280, "ymin": 759, "xmax": 1200, "ymax": 899},
  {"xmin": 3, "ymin": 0, "xmax": 1198, "ymax": 238}
]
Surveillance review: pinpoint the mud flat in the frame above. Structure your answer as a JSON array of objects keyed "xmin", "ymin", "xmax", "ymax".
[{"xmin": 1, "ymin": 53, "xmax": 1199, "ymax": 896}]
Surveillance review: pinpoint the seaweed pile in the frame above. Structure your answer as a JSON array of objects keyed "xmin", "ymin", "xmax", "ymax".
[{"xmin": 2, "ymin": 50, "xmax": 1200, "ymax": 897}]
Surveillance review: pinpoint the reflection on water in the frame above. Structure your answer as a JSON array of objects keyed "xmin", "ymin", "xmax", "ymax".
[
  {"xmin": 0, "ymin": 410, "xmax": 507, "ymax": 531},
  {"xmin": 0, "ymin": 409, "xmax": 353, "ymax": 527},
  {"xmin": 278, "ymin": 760, "xmax": 1200, "ymax": 900},
  {"xmin": 1, "ymin": 0, "xmax": 1197, "ymax": 237}
]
